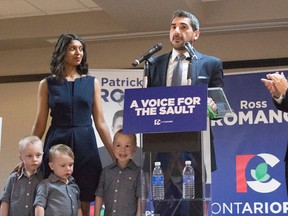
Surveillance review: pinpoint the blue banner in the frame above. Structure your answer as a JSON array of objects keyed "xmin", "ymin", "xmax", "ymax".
[
  {"xmin": 211, "ymin": 70, "xmax": 288, "ymax": 215},
  {"xmin": 123, "ymin": 85, "xmax": 207, "ymax": 133}
]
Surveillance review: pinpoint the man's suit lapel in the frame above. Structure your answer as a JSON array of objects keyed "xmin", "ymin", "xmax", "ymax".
[
  {"xmin": 158, "ymin": 53, "xmax": 171, "ymax": 86},
  {"xmin": 191, "ymin": 51, "xmax": 203, "ymax": 85}
]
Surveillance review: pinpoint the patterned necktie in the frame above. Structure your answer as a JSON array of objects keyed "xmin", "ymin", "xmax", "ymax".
[{"xmin": 171, "ymin": 54, "xmax": 185, "ymax": 86}]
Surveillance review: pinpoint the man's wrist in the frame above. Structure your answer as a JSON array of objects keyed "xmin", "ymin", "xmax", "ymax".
[{"xmin": 273, "ymin": 94, "xmax": 284, "ymax": 104}]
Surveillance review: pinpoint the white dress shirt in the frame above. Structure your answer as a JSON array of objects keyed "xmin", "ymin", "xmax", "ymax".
[{"xmin": 166, "ymin": 49, "xmax": 190, "ymax": 86}]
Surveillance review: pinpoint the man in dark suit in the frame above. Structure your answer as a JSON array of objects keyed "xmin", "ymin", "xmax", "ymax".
[
  {"xmin": 261, "ymin": 72, "xmax": 288, "ymax": 194},
  {"xmin": 145, "ymin": 9, "xmax": 224, "ymax": 216}
]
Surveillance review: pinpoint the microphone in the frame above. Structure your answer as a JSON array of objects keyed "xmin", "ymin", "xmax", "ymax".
[
  {"xmin": 184, "ymin": 42, "xmax": 198, "ymax": 60},
  {"xmin": 132, "ymin": 43, "xmax": 163, "ymax": 66}
]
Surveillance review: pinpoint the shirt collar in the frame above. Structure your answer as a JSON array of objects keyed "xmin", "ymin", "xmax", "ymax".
[
  {"xmin": 48, "ymin": 173, "xmax": 75, "ymax": 184},
  {"xmin": 110, "ymin": 159, "xmax": 138, "ymax": 170},
  {"xmin": 171, "ymin": 49, "xmax": 189, "ymax": 62},
  {"xmin": 17, "ymin": 167, "xmax": 41, "ymax": 180}
]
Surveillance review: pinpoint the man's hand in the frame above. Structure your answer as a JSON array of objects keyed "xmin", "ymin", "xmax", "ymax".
[
  {"xmin": 208, "ymin": 97, "xmax": 217, "ymax": 112},
  {"xmin": 261, "ymin": 76, "xmax": 281, "ymax": 98},
  {"xmin": 267, "ymin": 72, "xmax": 288, "ymax": 96}
]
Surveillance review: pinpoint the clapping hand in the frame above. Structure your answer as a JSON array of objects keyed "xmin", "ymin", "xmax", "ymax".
[{"xmin": 261, "ymin": 72, "xmax": 288, "ymax": 98}]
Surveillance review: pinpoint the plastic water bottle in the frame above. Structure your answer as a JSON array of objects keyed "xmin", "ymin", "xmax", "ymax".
[
  {"xmin": 152, "ymin": 161, "xmax": 164, "ymax": 200},
  {"xmin": 182, "ymin": 160, "xmax": 195, "ymax": 199}
]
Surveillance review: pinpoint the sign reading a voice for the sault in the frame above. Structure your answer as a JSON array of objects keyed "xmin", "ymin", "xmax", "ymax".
[{"xmin": 123, "ymin": 85, "xmax": 207, "ymax": 133}]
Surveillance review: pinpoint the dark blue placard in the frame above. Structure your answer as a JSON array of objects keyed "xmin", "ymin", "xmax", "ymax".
[
  {"xmin": 211, "ymin": 71, "xmax": 288, "ymax": 216},
  {"xmin": 123, "ymin": 85, "xmax": 207, "ymax": 133}
]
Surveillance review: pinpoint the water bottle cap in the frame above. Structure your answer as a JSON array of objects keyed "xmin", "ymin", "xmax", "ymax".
[
  {"xmin": 185, "ymin": 160, "xmax": 191, "ymax": 165},
  {"xmin": 155, "ymin": 161, "xmax": 161, "ymax": 166}
]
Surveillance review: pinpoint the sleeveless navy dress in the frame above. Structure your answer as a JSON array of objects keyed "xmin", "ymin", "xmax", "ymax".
[{"xmin": 42, "ymin": 75, "xmax": 102, "ymax": 201}]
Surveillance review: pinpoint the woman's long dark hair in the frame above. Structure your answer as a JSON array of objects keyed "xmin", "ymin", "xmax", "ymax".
[{"xmin": 50, "ymin": 33, "xmax": 89, "ymax": 79}]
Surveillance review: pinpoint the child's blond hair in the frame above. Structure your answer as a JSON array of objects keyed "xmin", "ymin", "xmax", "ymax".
[
  {"xmin": 18, "ymin": 135, "xmax": 42, "ymax": 153},
  {"xmin": 49, "ymin": 144, "xmax": 74, "ymax": 162}
]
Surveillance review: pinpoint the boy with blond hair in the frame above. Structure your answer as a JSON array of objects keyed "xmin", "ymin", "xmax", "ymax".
[
  {"xmin": 94, "ymin": 129, "xmax": 141, "ymax": 216},
  {"xmin": 34, "ymin": 144, "xmax": 82, "ymax": 216},
  {"xmin": 0, "ymin": 135, "xmax": 43, "ymax": 216}
]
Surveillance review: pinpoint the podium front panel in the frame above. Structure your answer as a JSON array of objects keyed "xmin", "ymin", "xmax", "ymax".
[
  {"xmin": 140, "ymin": 123, "xmax": 211, "ymax": 216},
  {"xmin": 143, "ymin": 132, "xmax": 200, "ymax": 152}
]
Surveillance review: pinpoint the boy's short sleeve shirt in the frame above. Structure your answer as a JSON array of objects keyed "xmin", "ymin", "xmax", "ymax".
[
  {"xmin": 95, "ymin": 160, "xmax": 141, "ymax": 216},
  {"xmin": 33, "ymin": 173, "xmax": 81, "ymax": 216},
  {"xmin": 0, "ymin": 169, "xmax": 43, "ymax": 216}
]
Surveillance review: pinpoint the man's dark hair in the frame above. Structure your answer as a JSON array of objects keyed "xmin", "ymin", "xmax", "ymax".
[{"xmin": 171, "ymin": 9, "xmax": 200, "ymax": 31}]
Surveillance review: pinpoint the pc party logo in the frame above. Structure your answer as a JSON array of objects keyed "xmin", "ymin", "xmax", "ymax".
[{"xmin": 236, "ymin": 153, "xmax": 281, "ymax": 193}]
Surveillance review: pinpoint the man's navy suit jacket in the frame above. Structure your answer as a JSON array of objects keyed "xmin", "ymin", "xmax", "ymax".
[
  {"xmin": 273, "ymin": 93, "xmax": 288, "ymax": 163},
  {"xmin": 147, "ymin": 50, "xmax": 223, "ymax": 88}
]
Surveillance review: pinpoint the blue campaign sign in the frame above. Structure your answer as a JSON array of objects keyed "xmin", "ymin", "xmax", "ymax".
[
  {"xmin": 211, "ymin": 70, "xmax": 288, "ymax": 216},
  {"xmin": 123, "ymin": 85, "xmax": 207, "ymax": 133}
]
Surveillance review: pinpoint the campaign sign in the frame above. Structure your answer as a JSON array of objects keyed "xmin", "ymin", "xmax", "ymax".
[
  {"xmin": 123, "ymin": 85, "xmax": 207, "ymax": 133},
  {"xmin": 211, "ymin": 70, "xmax": 288, "ymax": 216}
]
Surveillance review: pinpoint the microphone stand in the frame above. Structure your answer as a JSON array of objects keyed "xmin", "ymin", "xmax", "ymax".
[
  {"xmin": 142, "ymin": 57, "xmax": 155, "ymax": 88},
  {"xmin": 143, "ymin": 61, "xmax": 149, "ymax": 88},
  {"xmin": 187, "ymin": 57, "xmax": 192, "ymax": 85}
]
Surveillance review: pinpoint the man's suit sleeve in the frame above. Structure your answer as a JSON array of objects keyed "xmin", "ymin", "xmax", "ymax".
[
  {"xmin": 274, "ymin": 89, "xmax": 288, "ymax": 112},
  {"xmin": 210, "ymin": 57, "xmax": 224, "ymax": 87}
]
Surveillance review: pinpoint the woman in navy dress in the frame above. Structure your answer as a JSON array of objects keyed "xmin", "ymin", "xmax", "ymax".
[{"xmin": 31, "ymin": 33, "xmax": 114, "ymax": 215}]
